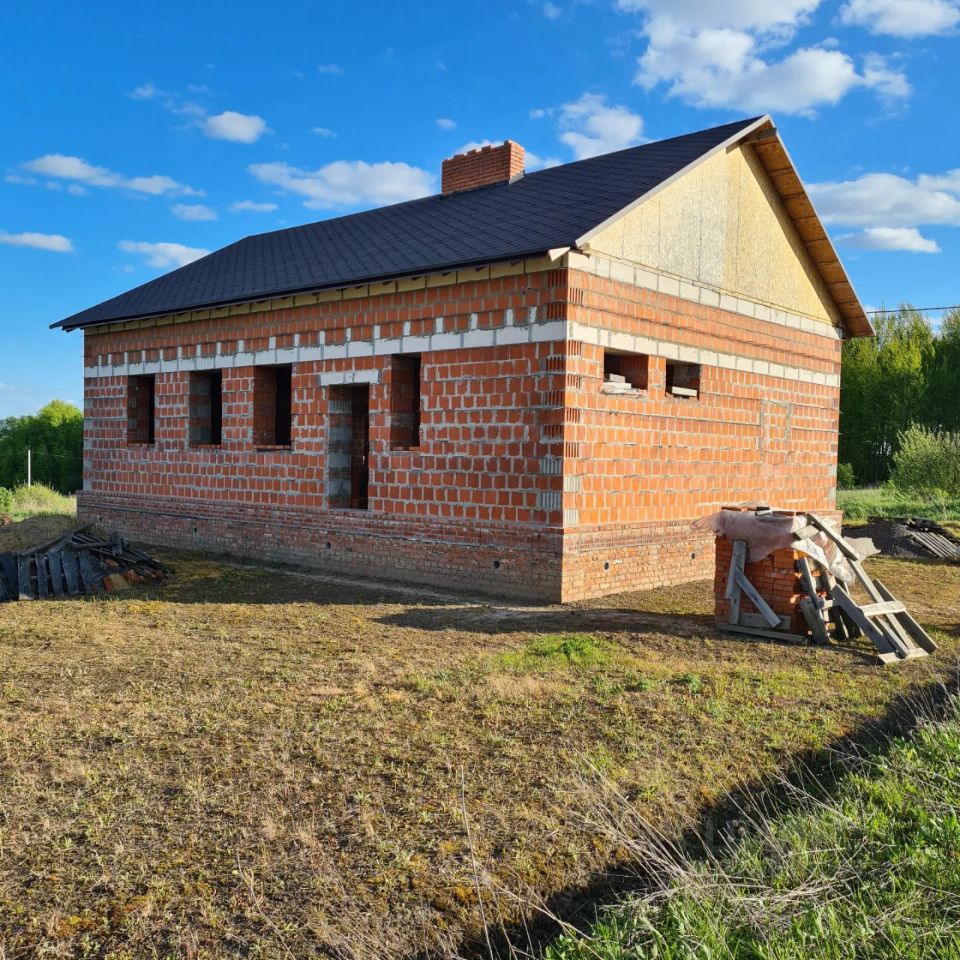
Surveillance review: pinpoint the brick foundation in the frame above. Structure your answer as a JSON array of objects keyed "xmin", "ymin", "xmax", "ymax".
[{"xmin": 78, "ymin": 492, "xmax": 563, "ymax": 600}]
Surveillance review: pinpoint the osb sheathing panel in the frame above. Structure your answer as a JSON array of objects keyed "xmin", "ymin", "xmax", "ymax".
[{"xmin": 589, "ymin": 146, "xmax": 841, "ymax": 326}]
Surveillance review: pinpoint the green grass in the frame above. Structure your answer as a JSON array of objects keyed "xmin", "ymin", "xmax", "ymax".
[
  {"xmin": 497, "ymin": 633, "xmax": 612, "ymax": 670},
  {"xmin": 546, "ymin": 690, "xmax": 960, "ymax": 960},
  {"xmin": 0, "ymin": 482, "xmax": 76, "ymax": 521},
  {"xmin": 839, "ymin": 485, "xmax": 960, "ymax": 522},
  {"xmin": 1, "ymin": 537, "xmax": 957, "ymax": 958}
]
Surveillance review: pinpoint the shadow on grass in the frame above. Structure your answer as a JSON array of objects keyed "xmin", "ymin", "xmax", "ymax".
[
  {"xmin": 374, "ymin": 605, "xmax": 881, "ymax": 665},
  {"xmin": 435, "ymin": 666, "xmax": 960, "ymax": 960}
]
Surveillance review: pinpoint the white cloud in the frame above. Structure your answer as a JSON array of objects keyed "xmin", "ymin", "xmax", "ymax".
[
  {"xmin": 543, "ymin": 1, "xmax": 562, "ymax": 18},
  {"xmin": 5, "ymin": 173, "xmax": 38, "ymax": 186},
  {"xmin": 203, "ymin": 111, "xmax": 269, "ymax": 143},
  {"xmin": 620, "ymin": 0, "xmax": 910, "ymax": 114},
  {"xmin": 0, "ymin": 230, "xmax": 73, "ymax": 253},
  {"xmin": 128, "ymin": 81, "xmax": 159, "ymax": 100},
  {"xmin": 809, "ymin": 171, "xmax": 960, "ymax": 227},
  {"xmin": 118, "ymin": 241, "xmax": 209, "ymax": 268},
  {"xmin": 557, "ymin": 92, "xmax": 645, "ymax": 159},
  {"xmin": 436, "ymin": 117, "xmax": 457, "ymax": 130},
  {"xmin": 248, "ymin": 159, "xmax": 436, "ymax": 209},
  {"xmin": 456, "ymin": 139, "xmax": 498, "ymax": 153},
  {"xmin": 839, "ymin": 0, "xmax": 960, "ymax": 36},
  {"xmin": 171, "ymin": 203, "xmax": 218, "ymax": 221},
  {"xmin": 22, "ymin": 154, "xmax": 203, "ymax": 196},
  {"xmin": 525, "ymin": 150, "xmax": 563, "ymax": 170},
  {"xmin": 617, "ymin": 0, "xmax": 820, "ymax": 32},
  {"xmin": 229, "ymin": 199, "xmax": 279, "ymax": 212},
  {"xmin": 838, "ymin": 226, "xmax": 941, "ymax": 252},
  {"xmin": 311, "ymin": 126, "xmax": 337, "ymax": 137},
  {"xmin": 317, "ymin": 63, "xmax": 344, "ymax": 75}
]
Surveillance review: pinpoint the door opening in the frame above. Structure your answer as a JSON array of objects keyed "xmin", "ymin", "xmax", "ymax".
[{"xmin": 328, "ymin": 384, "xmax": 370, "ymax": 510}]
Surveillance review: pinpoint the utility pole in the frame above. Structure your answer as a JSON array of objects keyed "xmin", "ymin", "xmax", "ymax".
[{"xmin": 27, "ymin": 448, "xmax": 31, "ymax": 487}]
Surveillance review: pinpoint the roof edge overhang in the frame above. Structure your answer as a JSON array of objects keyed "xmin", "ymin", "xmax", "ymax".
[
  {"xmin": 52, "ymin": 247, "xmax": 559, "ymax": 333},
  {"xmin": 575, "ymin": 114, "xmax": 874, "ymax": 339}
]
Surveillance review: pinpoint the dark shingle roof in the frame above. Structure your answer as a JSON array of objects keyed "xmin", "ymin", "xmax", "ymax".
[{"xmin": 55, "ymin": 117, "xmax": 763, "ymax": 331}]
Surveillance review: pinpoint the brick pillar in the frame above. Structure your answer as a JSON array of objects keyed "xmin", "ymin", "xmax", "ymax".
[{"xmin": 713, "ymin": 512, "xmax": 829, "ymax": 637}]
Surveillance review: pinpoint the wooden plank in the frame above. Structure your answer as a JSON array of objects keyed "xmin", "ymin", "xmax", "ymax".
[
  {"xmin": 0, "ymin": 554, "xmax": 17, "ymax": 601},
  {"xmin": 806, "ymin": 513, "xmax": 862, "ymax": 561},
  {"xmin": 842, "ymin": 555, "xmax": 917, "ymax": 652},
  {"xmin": 726, "ymin": 540, "xmax": 747, "ymax": 626},
  {"xmin": 739, "ymin": 612, "xmax": 790, "ymax": 630},
  {"xmin": 18, "ymin": 523, "xmax": 92, "ymax": 557},
  {"xmin": 725, "ymin": 540, "xmax": 746, "ymax": 600},
  {"xmin": 78, "ymin": 551, "xmax": 100, "ymax": 594},
  {"xmin": 34, "ymin": 557, "xmax": 48, "ymax": 599},
  {"xmin": 874, "ymin": 579, "xmax": 938, "ymax": 654},
  {"xmin": 796, "ymin": 556, "xmax": 824, "ymax": 608},
  {"xmin": 800, "ymin": 597, "xmax": 831, "ymax": 645},
  {"xmin": 833, "ymin": 586, "xmax": 906, "ymax": 659},
  {"xmin": 733, "ymin": 568, "xmax": 782, "ymax": 628},
  {"xmin": 859, "ymin": 600, "xmax": 907, "ymax": 617},
  {"xmin": 48, "ymin": 553, "xmax": 65, "ymax": 598},
  {"xmin": 61, "ymin": 551, "xmax": 80, "ymax": 595},
  {"xmin": 717, "ymin": 623, "xmax": 807, "ymax": 643},
  {"xmin": 16, "ymin": 554, "xmax": 32, "ymax": 600},
  {"xmin": 816, "ymin": 565, "xmax": 849, "ymax": 643}
]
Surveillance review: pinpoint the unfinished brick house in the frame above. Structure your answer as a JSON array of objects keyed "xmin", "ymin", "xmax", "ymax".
[{"xmin": 56, "ymin": 115, "xmax": 872, "ymax": 602}]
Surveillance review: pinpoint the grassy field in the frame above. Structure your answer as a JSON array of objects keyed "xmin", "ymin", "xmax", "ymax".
[
  {"xmin": 0, "ymin": 482, "xmax": 76, "ymax": 522},
  {"xmin": 838, "ymin": 485, "xmax": 960, "ymax": 523},
  {"xmin": 0, "ymin": 517, "xmax": 958, "ymax": 957},
  {"xmin": 547, "ymin": 689, "xmax": 960, "ymax": 960}
]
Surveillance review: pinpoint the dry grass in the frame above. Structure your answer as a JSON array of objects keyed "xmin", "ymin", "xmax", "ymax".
[{"xmin": 0, "ymin": 531, "xmax": 957, "ymax": 958}]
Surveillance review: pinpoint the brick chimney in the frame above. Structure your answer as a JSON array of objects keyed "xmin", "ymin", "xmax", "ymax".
[{"xmin": 441, "ymin": 141, "xmax": 525, "ymax": 195}]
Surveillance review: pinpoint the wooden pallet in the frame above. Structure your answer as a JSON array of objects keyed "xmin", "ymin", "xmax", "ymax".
[{"xmin": 802, "ymin": 514, "xmax": 936, "ymax": 664}]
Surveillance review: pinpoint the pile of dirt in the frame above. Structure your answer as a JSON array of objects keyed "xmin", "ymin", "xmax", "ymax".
[
  {"xmin": 0, "ymin": 514, "xmax": 77, "ymax": 552},
  {"xmin": 843, "ymin": 519, "xmax": 941, "ymax": 560}
]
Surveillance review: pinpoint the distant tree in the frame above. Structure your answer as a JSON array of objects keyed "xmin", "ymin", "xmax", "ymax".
[
  {"xmin": 0, "ymin": 400, "xmax": 83, "ymax": 493},
  {"xmin": 927, "ymin": 308, "xmax": 960, "ymax": 434},
  {"xmin": 840, "ymin": 305, "xmax": 935, "ymax": 485}
]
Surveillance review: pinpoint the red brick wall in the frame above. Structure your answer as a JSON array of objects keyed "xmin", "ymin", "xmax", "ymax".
[
  {"xmin": 79, "ymin": 261, "xmax": 846, "ymax": 602},
  {"xmin": 556, "ymin": 268, "xmax": 842, "ymax": 601}
]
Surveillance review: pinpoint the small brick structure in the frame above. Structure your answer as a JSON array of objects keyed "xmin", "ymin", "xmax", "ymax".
[
  {"xmin": 713, "ymin": 509, "xmax": 839, "ymax": 638},
  {"xmin": 441, "ymin": 141, "xmax": 525, "ymax": 195}
]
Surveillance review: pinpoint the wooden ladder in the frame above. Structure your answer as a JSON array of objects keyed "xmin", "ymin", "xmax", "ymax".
[{"xmin": 801, "ymin": 514, "xmax": 937, "ymax": 664}]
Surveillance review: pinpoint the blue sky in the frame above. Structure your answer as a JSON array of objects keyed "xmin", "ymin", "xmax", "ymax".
[{"xmin": 2, "ymin": 0, "xmax": 958, "ymax": 417}]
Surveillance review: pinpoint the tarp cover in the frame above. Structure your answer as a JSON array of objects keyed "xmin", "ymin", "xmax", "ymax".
[{"xmin": 695, "ymin": 509, "xmax": 857, "ymax": 583}]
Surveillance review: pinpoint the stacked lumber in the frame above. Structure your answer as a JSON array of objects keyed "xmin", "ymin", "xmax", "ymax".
[
  {"xmin": 0, "ymin": 525, "xmax": 169, "ymax": 601},
  {"xmin": 902, "ymin": 518, "xmax": 960, "ymax": 560},
  {"xmin": 717, "ymin": 510, "xmax": 936, "ymax": 665}
]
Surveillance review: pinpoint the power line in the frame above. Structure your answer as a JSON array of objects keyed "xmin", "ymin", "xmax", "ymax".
[{"xmin": 865, "ymin": 304, "xmax": 960, "ymax": 315}]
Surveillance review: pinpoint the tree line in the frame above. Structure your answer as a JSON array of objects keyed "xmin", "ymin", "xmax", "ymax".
[
  {"xmin": 839, "ymin": 304, "xmax": 960, "ymax": 486},
  {"xmin": 0, "ymin": 400, "xmax": 83, "ymax": 494}
]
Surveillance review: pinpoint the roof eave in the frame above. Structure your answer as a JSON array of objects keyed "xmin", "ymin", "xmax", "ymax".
[
  {"xmin": 747, "ymin": 129, "xmax": 873, "ymax": 338},
  {"xmin": 53, "ymin": 246, "xmax": 560, "ymax": 333}
]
